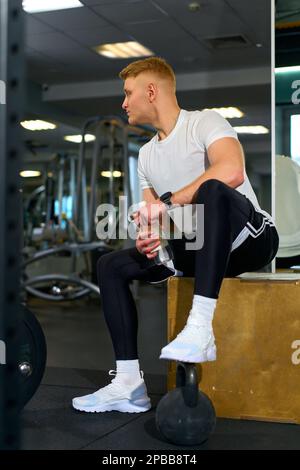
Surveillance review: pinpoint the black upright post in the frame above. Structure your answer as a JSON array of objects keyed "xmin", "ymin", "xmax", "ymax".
[{"xmin": 0, "ymin": 0, "xmax": 25, "ymax": 450}]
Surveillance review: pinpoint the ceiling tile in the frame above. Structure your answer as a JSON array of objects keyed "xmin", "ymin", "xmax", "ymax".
[
  {"xmin": 44, "ymin": 46, "xmax": 101, "ymax": 65},
  {"xmin": 81, "ymin": 0, "xmax": 142, "ymax": 5},
  {"xmin": 152, "ymin": 0, "xmax": 250, "ymax": 39},
  {"xmin": 66, "ymin": 26, "xmax": 130, "ymax": 47},
  {"xmin": 92, "ymin": 0, "xmax": 168, "ymax": 24},
  {"xmin": 120, "ymin": 18, "xmax": 208, "ymax": 58},
  {"xmin": 26, "ymin": 48, "xmax": 68, "ymax": 70},
  {"xmin": 25, "ymin": 13, "xmax": 54, "ymax": 34},
  {"xmin": 226, "ymin": 0, "xmax": 271, "ymax": 45},
  {"xmin": 26, "ymin": 32, "xmax": 83, "ymax": 51},
  {"xmin": 121, "ymin": 17, "xmax": 192, "ymax": 40},
  {"xmin": 33, "ymin": 7, "xmax": 109, "ymax": 31}
]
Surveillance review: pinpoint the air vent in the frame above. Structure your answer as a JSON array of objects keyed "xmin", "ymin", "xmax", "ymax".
[{"xmin": 203, "ymin": 34, "xmax": 251, "ymax": 49}]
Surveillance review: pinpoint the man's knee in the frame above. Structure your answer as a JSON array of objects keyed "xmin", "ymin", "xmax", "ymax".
[
  {"xmin": 195, "ymin": 179, "xmax": 228, "ymax": 202},
  {"xmin": 96, "ymin": 250, "xmax": 117, "ymax": 279}
]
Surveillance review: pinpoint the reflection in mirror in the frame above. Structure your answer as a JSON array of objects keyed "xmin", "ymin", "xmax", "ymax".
[
  {"xmin": 275, "ymin": 155, "xmax": 300, "ymax": 269},
  {"xmin": 275, "ymin": 0, "xmax": 300, "ymax": 270}
]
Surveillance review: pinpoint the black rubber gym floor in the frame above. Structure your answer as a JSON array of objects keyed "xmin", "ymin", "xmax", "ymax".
[
  {"xmin": 22, "ymin": 286, "xmax": 300, "ymax": 450},
  {"xmin": 21, "ymin": 367, "xmax": 300, "ymax": 450}
]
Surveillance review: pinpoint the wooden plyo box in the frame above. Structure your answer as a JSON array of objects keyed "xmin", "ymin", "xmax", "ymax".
[{"xmin": 167, "ymin": 275, "xmax": 300, "ymax": 423}]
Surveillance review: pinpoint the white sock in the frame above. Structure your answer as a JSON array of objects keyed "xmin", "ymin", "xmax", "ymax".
[
  {"xmin": 187, "ymin": 294, "xmax": 217, "ymax": 329},
  {"xmin": 115, "ymin": 359, "xmax": 141, "ymax": 385}
]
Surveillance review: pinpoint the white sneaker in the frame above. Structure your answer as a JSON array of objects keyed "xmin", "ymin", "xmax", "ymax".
[
  {"xmin": 159, "ymin": 323, "xmax": 216, "ymax": 363},
  {"xmin": 72, "ymin": 371, "xmax": 151, "ymax": 413}
]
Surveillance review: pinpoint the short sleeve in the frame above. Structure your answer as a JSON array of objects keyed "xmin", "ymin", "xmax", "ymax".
[
  {"xmin": 195, "ymin": 110, "xmax": 238, "ymax": 149},
  {"xmin": 137, "ymin": 152, "xmax": 153, "ymax": 190}
]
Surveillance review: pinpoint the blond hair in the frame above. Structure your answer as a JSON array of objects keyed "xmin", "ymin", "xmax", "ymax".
[{"xmin": 119, "ymin": 57, "xmax": 176, "ymax": 90}]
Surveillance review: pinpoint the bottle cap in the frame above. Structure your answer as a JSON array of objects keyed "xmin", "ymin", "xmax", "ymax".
[{"xmin": 128, "ymin": 200, "xmax": 147, "ymax": 221}]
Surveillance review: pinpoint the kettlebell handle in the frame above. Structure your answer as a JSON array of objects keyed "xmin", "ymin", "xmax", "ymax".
[{"xmin": 176, "ymin": 362, "xmax": 201, "ymax": 408}]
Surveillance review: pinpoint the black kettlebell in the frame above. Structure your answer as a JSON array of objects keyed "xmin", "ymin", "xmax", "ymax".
[{"xmin": 155, "ymin": 362, "xmax": 216, "ymax": 446}]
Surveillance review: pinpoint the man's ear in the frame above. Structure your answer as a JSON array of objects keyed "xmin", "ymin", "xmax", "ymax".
[{"xmin": 147, "ymin": 83, "xmax": 156, "ymax": 102}]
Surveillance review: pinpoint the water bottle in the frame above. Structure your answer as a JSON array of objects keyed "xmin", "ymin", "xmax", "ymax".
[
  {"xmin": 150, "ymin": 232, "xmax": 174, "ymax": 266},
  {"xmin": 128, "ymin": 201, "xmax": 174, "ymax": 266},
  {"xmin": 128, "ymin": 201, "xmax": 147, "ymax": 234}
]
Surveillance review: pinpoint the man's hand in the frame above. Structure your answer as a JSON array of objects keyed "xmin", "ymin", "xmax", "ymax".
[
  {"xmin": 136, "ymin": 229, "xmax": 161, "ymax": 259},
  {"xmin": 138, "ymin": 201, "xmax": 167, "ymax": 229},
  {"xmin": 134, "ymin": 201, "xmax": 167, "ymax": 259}
]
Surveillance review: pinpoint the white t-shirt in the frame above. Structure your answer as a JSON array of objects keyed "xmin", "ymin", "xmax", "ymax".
[
  {"xmin": 137, "ymin": 109, "xmax": 274, "ymax": 251},
  {"xmin": 138, "ymin": 109, "xmax": 264, "ymax": 213}
]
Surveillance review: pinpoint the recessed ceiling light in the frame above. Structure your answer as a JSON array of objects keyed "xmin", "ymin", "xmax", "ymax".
[
  {"xmin": 188, "ymin": 2, "xmax": 201, "ymax": 12},
  {"xmin": 20, "ymin": 170, "xmax": 41, "ymax": 178},
  {"xmin": 290, "ymin": 114, "xmax": 300, "ymax": 163},
  {"xmin": 64, "ymin": 134, "xmax": 96, "ymax": 143},
  {"xmin": 233, "ymin": 125, "xmax": 269, "ymax": 134},
  {"xmin": 22, "ymin": 0, "xmax": 83, "ymax": 13},
  {"xmin": 94, "ymin": 41, "xmax": 153, "ymax": 59},
  {"xmin": 275, "ymin": 65, "xmax": 300, "ymax": 74},
  {"xmin": 21, "ymin": 120, "xmax": 57, "ymax": 131},
  {"xmin": 204, "ymin": 107, "xmax": 244, "ymax": 119},
  {"xmin": 101, "ymin": 171, "xmax": 123, "ymax": 178}
]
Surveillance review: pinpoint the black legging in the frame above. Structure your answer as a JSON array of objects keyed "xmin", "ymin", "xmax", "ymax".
[{"xmin": 97, "ymin": 179, "xmax": 279, "ymax": 360}]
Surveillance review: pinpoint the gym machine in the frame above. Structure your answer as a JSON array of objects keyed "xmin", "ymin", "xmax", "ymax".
[
  {"xmin": 0, "ymin": 0, "xmax": 47, "ymax": 450},
  {"xmin": 0, "ymin": 0, "xmax": 24, "ymax": 449}
]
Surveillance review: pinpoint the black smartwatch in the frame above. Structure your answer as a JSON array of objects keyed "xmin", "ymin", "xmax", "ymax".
[{"xmin": 159, "ymin": 191, "xmax": 173, "ymax": 208}]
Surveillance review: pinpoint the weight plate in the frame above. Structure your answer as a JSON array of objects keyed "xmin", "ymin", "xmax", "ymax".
[{"xmin": 19, "ymin": 305, "xmax": 47, "ymax": 408}]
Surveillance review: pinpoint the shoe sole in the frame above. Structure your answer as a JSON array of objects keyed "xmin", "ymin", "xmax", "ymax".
[
  {"xmin": 159, "ymin": 346, "xmax": 216, "ymax": 363},
  {"xmin": 72, "ymin": 399, "xmax": 152, "ymax": 414}
]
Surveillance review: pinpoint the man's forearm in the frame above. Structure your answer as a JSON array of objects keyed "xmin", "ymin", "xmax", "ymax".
[{"xmin": 171, "ymin": 163, "xmax": 244, "ymax": 206}]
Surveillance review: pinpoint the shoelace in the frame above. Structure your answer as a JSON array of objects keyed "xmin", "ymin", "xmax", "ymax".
[{"xmin": 94, "ymin": 370, "xmax": 144, "ymax": 397}]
